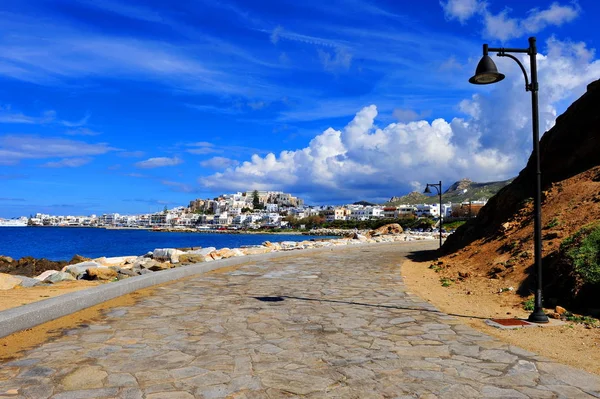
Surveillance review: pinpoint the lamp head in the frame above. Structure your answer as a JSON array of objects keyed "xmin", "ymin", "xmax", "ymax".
[
  {"xmin": 469, "ymin": 55, "xmax": 505, "ymax": 85},
  {"xmin": 424, "ymin": 185, "xmax": 432, "ymax": 194}
]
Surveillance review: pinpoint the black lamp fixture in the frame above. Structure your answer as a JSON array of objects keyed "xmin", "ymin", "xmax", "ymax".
[
  {"xmin": 469, "ymin": 37, "xmax": 548, "ymax": 324},
  {"xmin": 423, "ymin": 181, "xmax": 443, "ymax": 249}
]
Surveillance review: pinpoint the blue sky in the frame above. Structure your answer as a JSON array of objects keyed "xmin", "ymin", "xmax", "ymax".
[{"xmin": 1, "ymin": 0, "xmax": 599, "ymax": 217}]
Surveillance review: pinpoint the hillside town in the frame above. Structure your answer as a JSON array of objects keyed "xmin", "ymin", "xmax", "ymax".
[{"xmin": 14, "ymin": 190, "xmax": 487, "ymax": 229}]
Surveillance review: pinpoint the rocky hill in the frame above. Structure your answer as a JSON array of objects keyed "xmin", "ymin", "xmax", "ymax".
[
  {"xmin": 442, "ymin": 79, "xmax": 600, "ymax": 311},
  {"xmin": 387, "ymin": 178, "xmax": 512, "ymax": 205}
]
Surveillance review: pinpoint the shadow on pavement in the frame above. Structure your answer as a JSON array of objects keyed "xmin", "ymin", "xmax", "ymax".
[{"xmin": 253, "ymin": 295, "xmax": 490, "ymax": 321}]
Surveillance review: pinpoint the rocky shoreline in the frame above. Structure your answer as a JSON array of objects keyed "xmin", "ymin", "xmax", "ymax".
[{"xmin": 0, "ymin": 224, "xmax": 442, "ymax": 291}]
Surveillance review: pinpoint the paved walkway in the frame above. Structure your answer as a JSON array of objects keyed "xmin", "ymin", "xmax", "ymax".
[{"xmin": 1, "ymin": 241, "xmax": 600, "ymax": 398}]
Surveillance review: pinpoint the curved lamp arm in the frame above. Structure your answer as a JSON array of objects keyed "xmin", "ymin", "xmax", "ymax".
[{"xmin": 496, "ymin": 52, "xmax": 531, "ymax": 92}]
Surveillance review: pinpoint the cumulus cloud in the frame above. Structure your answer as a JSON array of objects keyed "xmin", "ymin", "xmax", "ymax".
[
  {"xmin": 135, "ymin": 156, "xmax": 182, "ymax": 168},
  {"xmin": 200, "ymin": 156, "xmax": 240, "ymax": 170},
  {"xmin": 41, "ymin": 157, "xmax": 92, "ymax": 168},
  {"xmin": 0, "ymin": 135, "xmax": 115, "ymax": 165},
  {"xmin": 200, "ymin": 38, "xmax": 600, "ymax": 203}
]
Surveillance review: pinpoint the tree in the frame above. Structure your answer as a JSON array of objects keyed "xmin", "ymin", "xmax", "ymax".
[
  {"xmin": 252, "ymin": 190, "xmax": 263, "ymax": 210},
  {"xmin": 163, "ymin": 205, "xmax": 168, "ymax": 214}
]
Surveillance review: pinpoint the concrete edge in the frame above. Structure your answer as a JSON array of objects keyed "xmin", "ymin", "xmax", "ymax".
[{"xmin": 0, "ymin": 239, "xmax": 434, "ymax": 338}]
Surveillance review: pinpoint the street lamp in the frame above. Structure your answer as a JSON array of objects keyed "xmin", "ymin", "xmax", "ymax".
[
  {"xmin": 424, "ymin": 181, "xmax": 443, "ymax": 249},
  {"xmin": 469, "ymin": 37, "xmax": 549, "ymax": 324}
]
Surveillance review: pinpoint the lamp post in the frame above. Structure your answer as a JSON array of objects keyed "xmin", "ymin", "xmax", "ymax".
[
  {"xmin": 469, "ymin": 37, "xmax": 548, "ymax": 323},
  {"xmin": 424, "ymin": 181, "xmax": 443, "ymax": 249}
]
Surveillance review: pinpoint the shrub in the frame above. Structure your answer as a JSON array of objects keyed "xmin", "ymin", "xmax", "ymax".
[
  {"xmin": 522, "ymin": 297, "xmax": 535, "ymax": 311},
  {"xmin": 561, "ymin": 222, "xmax": 600, "ymax": 285},
  {"xmin": 545, "ymin": 217, "xmax": 559, "ymax": 229}
]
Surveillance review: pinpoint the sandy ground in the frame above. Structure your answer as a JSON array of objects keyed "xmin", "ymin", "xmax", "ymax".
[{"xmin": 401, "ymin": 258, "xmax": 600, "ymax": 376}]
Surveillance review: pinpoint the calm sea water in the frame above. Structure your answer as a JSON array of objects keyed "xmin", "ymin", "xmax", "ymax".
[{"xmin": 0, "ymin": 227, "xmax": 329, "ymax": 261}]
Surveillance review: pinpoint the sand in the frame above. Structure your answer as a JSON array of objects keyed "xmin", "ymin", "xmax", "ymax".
[{"xmin": 401, "ymin": 258, "xmax": 600, "ymax": 376}]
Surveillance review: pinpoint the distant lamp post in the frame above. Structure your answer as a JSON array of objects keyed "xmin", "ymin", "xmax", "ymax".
[
  {"xmin": 424, "ymin": 181, "xmax": 443, "ymax": 249},
  {"xmin": 469, "ymin": 37, "xmax": 549, "ymax": 324}
]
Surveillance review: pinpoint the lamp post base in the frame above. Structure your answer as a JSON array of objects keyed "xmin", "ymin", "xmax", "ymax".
[{"xmin": 528, "ymin": 308, "xmax": 549, "ymax": 323}]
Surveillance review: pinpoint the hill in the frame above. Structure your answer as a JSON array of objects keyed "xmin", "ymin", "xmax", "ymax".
[
  {"xmin": 441, "ymin": 79, "xmax": 600, "ymax": 311},
  {"xmin": 387, "ymin": 178, "xmax": 512, "ymax": 205}
]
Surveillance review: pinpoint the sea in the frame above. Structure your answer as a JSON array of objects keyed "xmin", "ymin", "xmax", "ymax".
[{"xmin": 0, "ymin": 227, "xmax": 330, "ymax": 261}]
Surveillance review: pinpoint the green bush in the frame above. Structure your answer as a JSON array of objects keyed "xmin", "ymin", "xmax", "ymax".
[
  {"xmin": 561, "ymin": 222, "xmax": 600, "ymax": 285},
  {"xmin": 522, "ymin": 297, "xmax": 535, "ymax": 311}
]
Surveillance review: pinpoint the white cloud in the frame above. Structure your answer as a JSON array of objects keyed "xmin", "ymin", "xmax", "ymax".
[
  {"xmin": 200, "ymin": 38, "xmax": 599, "ymax": 202},
  {"xmin": 0, "ymin": 106, "xmax": 90, "ymax": 127},
  {"xmin": 393, "ymin": 108, "xmax": 431, "ymax": 123},
  {"xmin": 441, "ymin": 0, "xmax": 480, "ymax": 23},
  {"xmin": 271, "ymin": 25, "xmax": 283, "ymax": 44},
  {"xmin": 200, "ymin": 157, "xmax": 240, "ymax": 170},
  {"xmin": 135, "ymin": 156, "xmax": 183, "ymax": 168},
  {"xmin": 0, "ymin": 135, "xmax": 115, "ymax": 165},
  {"xmin": 318, "ymin": 47, "xmax": 352, "ymax": 72},
  {"xmin": 65, "ymin": 127, "xmax": 100, "ymax": 136},
  {"xmin": 41, "ymin": 157, "xmax": 92, "ymax": 168},
  {"xmin": 441, "ymin": 1, "xmax": 580, "ymax": 41}
]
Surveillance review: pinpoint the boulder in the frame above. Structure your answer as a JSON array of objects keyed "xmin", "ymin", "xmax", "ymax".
[
  {"xmin": 187, "ymin": 247, "xmax": 216, "ymax": 256},
  {"xmin": 14, "ymin": 275, "xmax": 41, "ymax": 288},
  {"xmin": 179, "ymin": 254, "xmax": 208, "ymax": 265},
  {"xmin": 241, "ymin": 247, "xmax": 272, "ymax": 256},
  {"xmin": 0, "ymin": 255, "xmax": 14, "ymax": 263},
  {"xmin": 115, "ymin": 268, "xmax": 139, "ymax": 277},
  {"xmin": 63, "ymin": 262, "xmax": 102, "ymax": 278},
  {"xmin": 368, "ymin": 223, "xmax": 403, "ymax": 237},
  {"xmin": 93, "ymin": 256, "xmax": 137, "ymax": 267},
  {"xmin": 147, "ymin": 262, "xmax": 172, "ymax": 271},
  {"xmin": 34, "ymin": 270, "xmax": 60, "ymax": 281},
  {"xmin": 69, "ymin": 254, "xmax": 92, "ymax": 264},
  {"xmin": 0, "ymin": 273, "xmax": 22, "ymax": 290},
  {"xmin": 85, "ymin": 267, "xmax": 118, "ymax": 281},
  {"xmin": 213, "ymin": 248, "xmax": 236, "ymax": 259},
  {"xmin": 45, "ymin": 271, "xmax": 76, "ymax": 283},
  {"xmin": 231, "ymin": 248, "xmax": 244, "ymax": 257},
  {"xmin": 280, "ymin": 241, "xmax": 299, "ymax": 250},
  {"xmin": 152, "ymin": 248, "xmax": 184, "ymax": 263}
]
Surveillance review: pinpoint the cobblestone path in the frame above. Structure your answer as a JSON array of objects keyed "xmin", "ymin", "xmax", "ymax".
[{"xmin": 1, "ymin": 241, "xmax": 599, "ymax": 398}]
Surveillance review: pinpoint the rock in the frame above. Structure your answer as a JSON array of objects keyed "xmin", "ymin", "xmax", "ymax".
[
  {"xmin": 280, "ymin": 241, "xmax": 299, "ymax": 250},
  {"xmin": 187, "ymin": 247, "xmax": 216, "ymax": 256},
  {"xmin": 14, "ymin": 275, "xmax": 41, "ymax": 288},
  {"xmin": 152, "ymin": 248, "xmax": 184, "ymax": 263},
  {"xmin": 368, "ymin": 223, "xmax": 403, "ymax": 237},
  {"xmin": 69, "ymin": 254, "xmax": 92, "ymax": 264},
  {"xmin": 0, "ymin": 273, "xmax": 23, "ymax": 290},
  {"xmin": 45, "ymin": 271, "xmax": 76, "ymax": 283},
  {"xmin": 116, "ymin": 268, "xmax": 138, "ymax": 277},
  {"xmin": 34, "ymin": 270, "xmax": 60, "ymax": 281},
  {"xmin": 179, "ymin": 254, "xmax": 208, "ymax": 265},
  {"xmin": 85, "ymin": 267, "xmax": 118, "ymax": 281},
  {"xmin": 231, "ymin": 248, "xmax": 244, "ymax": 257},
  {"xmin": 139, "ymin": 268, "xmax": 154, "ymax": 275},
  {"xmin": 147, "ymin": 262, "xmax": 172, "ymax": 271},
  {"xmin": 241, "ymin": 247, "xmax": 272, "ymax": 256},
  {"xmin": 355, "ymin": 234, "xmax": 368, "ymax": 242},
  {"xmin": 63, "ymin": 261, "xmax": 102, "ymax": 278},
  {"xmin": 555, "ymin": 305, "xmax": 567, "ymax": 315},
  {"xmin": 213, "ymin": 248, "xmax": 236, "ymax": 259},
  {"xmin": 263, "ymin": 241, "xmax": 274, "ymax": 247},
  {"xmin": 94, "ymin": 256, "xmax": 137, "ymax": 267},
  {"xmin": 0, "ymin": 255, "xmax": 14, "ymax": 263}
]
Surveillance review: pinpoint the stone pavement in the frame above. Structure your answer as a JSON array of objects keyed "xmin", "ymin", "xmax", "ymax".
[{"xmin": 1, "ymin": 241, "xmax": 599, "ymax": 398}]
